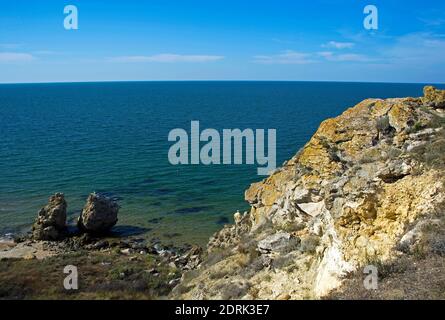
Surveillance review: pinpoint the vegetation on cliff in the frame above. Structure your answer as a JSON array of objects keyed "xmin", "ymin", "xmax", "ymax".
[{"xmin": 172, "ymin": 86, "xmax": 445, "ymax": 300}]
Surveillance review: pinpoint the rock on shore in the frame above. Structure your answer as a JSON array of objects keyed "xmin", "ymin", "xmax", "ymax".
[
  {"xmin": 78, "ymin": 193, "xmax": 119, "ymax": 234},
  {"xmin": 32, "ymin": 193, "xmax": 67, "ymax": 240},
  {"xmin": 172, "ymin": 86, "xmax": 445, "ymax": 300}
]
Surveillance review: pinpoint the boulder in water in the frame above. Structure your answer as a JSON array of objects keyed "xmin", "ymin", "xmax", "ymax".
[
  {"xmin": 78, "ymin": 193, "xmax": 119, "ymax": 234},
  {"xmin": 32, "ymin": 193, "xmax": 67, "ymax": 240}
]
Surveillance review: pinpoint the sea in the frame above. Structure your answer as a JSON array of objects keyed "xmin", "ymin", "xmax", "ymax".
[{"xmin": 1, "ymin": 81, "xmax": 443, "ymax": 245}]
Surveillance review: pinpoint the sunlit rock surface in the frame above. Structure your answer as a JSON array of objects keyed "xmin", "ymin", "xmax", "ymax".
[{"xmin": 172, "ymin": 86, "xmax": 445, "ymax": 300}]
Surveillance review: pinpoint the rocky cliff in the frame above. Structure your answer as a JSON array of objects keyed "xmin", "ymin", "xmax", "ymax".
[{"xmin": 172, "ymin": 86, "xmax": 445, "ymax": 300}]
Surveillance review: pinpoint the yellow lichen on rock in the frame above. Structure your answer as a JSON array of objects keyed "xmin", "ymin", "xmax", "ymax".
[
  {"xmin": 423, "ymin": 86, "xmax": 445, "ymax": 109},
  {"xmin": 172, "ymin": 86, "xmax": 445, "ymax": 300}
]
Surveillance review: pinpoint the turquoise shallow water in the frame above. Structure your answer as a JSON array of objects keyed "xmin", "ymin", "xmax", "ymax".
[{"xmin": 0, "ymin": 81, "xmax": 443, "ymax": 245}]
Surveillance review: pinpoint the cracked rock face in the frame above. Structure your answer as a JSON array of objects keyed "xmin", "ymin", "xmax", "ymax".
[
  {"xmin": 172, "ymin": 86, "xmax": 445, "ymax": 300},
  {"xmin": 32, "ymin": 193, "xmax": 67, "ymax": 240},
  {"xmin": 78, "ymin": 193, "xmax": 119, "ymax": 234},
  {"xmin": 257, "ymin": 232, "xmax": 298, "ymax": 254}
]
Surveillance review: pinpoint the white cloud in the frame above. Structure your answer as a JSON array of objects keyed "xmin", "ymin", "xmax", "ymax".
[
  {"xmin": 317, "ymin": 51, "xmax": 372, "ymax": 62},
  {"xmin": 271, "ymin": 38, "xmax": 296, "ymax": 45},
  {"xmin": 384, "ymin": 32, "xmax": 445, "ymax": 64},
  {"xmin": 323, "ymin": 41, "xmax": 355, "ymax": 49},
  {"xmin": 318, "ymin": 51, "xmax": 334, "ymax": 58},
  {"xmin": 418, "ymin": 17, "xmax": 445, "ymax": 27},
  {"xmin": 254, "ymin": 49, "xmax": 372, "ymax": 65},
  {"xmin": 33, "ymin": 50, "xmax": 58, "ymax": 55},
  {"xmin": 253, "ymin": 50, "xmax": 315, "ymax": 64},
  {"xmin": 0, "ymin": 43, "xmax": 23, "ymax": 49},
  {"xmin": 109, "ymin": 53, "xmax": 224, "ymax": 63},
  {"xmin": 0, "ymin": 52, "xmax": 35, "ymax": 63},
  {"xmin": 331, "ymin": 54, "xmax": 372, "ymax": 62}
]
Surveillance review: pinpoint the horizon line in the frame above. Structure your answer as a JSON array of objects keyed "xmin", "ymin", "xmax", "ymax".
[{"xmin": 1, "ymin": 79, "xmax": 444, "ymax": 85}]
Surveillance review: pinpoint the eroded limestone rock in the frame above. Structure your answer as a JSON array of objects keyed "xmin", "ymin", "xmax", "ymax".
[
  {"xmin": 78, "ymin": 193, "xmax": 119, "ymax": 234},
  {"xmin": 423, "ymin": 86, "xmax": 445, "ymax": 109},
  {"xmin": 172, "ymin": 86, "xmax": 445, "ymax": 300},
  {"xmin": 32, "ymin": 193, "xmax": 67, "ymax": 240},
  {"xmin": 257, "ymin": 232, "xmax": 298, "ymax": 254}
]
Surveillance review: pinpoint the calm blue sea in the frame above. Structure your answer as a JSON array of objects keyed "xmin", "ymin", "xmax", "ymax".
[{"xmin": 0, "ymin": 81, "xmax": 443, "ymax": 245}]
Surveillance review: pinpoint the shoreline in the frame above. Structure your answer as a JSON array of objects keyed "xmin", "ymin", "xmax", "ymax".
[
  {"xmin": 0, "ymin": 228, "xmax": 203, "ymax": 299},
  {"xmin": 1, "ymin": 86, "xmax": 444, "ymax": 300}
]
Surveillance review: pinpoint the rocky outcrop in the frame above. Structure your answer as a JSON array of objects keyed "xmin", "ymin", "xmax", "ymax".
[
  {"xmin": 78, "ymin": 193, "xmax": 119, "ymax": 234},
  {"xmin": 173, "ymin": 86, "xmax": 445, "ymax": 300},
  {"xmin": 423, "ymin": 86, "xmax": 445, "ymax": 109},
  {"xmin": 32, "ymin": 193, "xmax": 67, "ymax": 240}
]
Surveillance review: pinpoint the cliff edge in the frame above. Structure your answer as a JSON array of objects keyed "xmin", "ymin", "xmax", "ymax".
[{"xmin": 172, "ymin": 86, "xmax": 445, "ymax": 300}]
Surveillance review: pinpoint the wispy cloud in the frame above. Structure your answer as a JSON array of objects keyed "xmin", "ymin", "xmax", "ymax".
[
  {"xmin": 0, "ymin": 43, "xmax": 23, "ymax": 49},
  {"xmin": 0, "ymin": 52, "xmax": 35, "ymax": 63},
  {"xmin": 384, "ymin": 32, "xmax": 445, "ymax": 64},
  {"xmin": 317, "ymin": 32, "xmax": 445, "ymax": 68},
  {"xmin": 33, "ymin": 50, "xmax": 58, "ymax": 55},
  {"xmin": 418, "ymin": 17, "xmax": 445, "ymax": 27},
  {"xmin": 253, "ymin": 50, "xmax": 315, "ymax": 64},
  {"xmin": 334, "ymin": 54, "xmax": 372, "ymax": 62},
  {"xmin": 318, "ymin": 51, "xmax": 373, "ymax": 62},
  {"xmin": 108, "ymin": 53, "xmax": 224, "ymax": 63},
  {"xmin": 322, "ymin": 41, "xmax": 355, "ymax": 49},
  {"xmin": 318, "ymin": 51, "xmax": 334, "ymax": 59},
  {"xmin": 271, "ymin": 38, "xmax": 296, "ymax": 45}
]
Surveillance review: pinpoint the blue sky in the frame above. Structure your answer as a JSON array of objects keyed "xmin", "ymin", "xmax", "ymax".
[{"xmin": 0, "ymin": 0, "xmax": 444, "ymax": 83}]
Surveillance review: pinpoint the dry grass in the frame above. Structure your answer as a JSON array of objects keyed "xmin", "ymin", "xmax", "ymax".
[
  {"xmin": 0, "ymin": 250, "xmax": 179, "ymax": 300},
  {"xmin": 327, "ymin": 212, "xmax": 445, "ymax": 300}
]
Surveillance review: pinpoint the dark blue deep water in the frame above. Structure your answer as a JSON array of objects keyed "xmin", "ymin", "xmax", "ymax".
[{"xmin": 1, "ymin": 81, "xmax": 443, "ymax": 244}]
